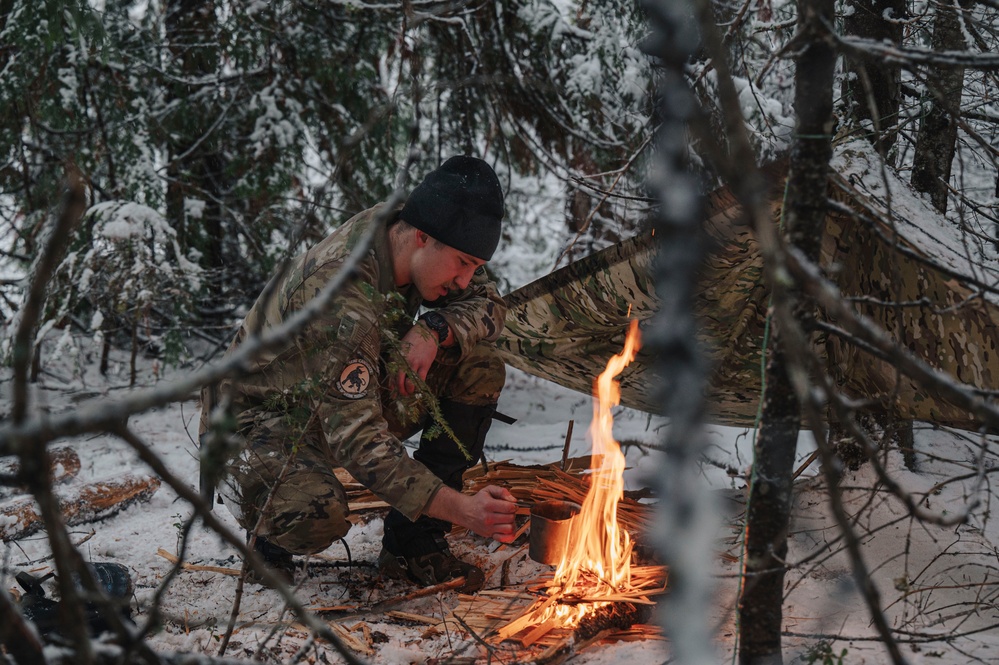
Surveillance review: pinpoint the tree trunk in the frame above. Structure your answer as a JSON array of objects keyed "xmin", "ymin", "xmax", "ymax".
[
  {"xmin": 739, "ymin": 345, "xmax": 800, "ymax": 665},
  {"xmin": 910, "ymin": 0, "xmax": 973, "ymax": 213},
  {"xmin": 841, "ymin": 0, "xmax": 905, "ymax": 160},
  {"xmin": 164, "ymin": 0, "xmax": 226, "ymax": 269},
  {"xmin": 738, "ymin": 0, "xmax": 835, "ymax": 660}
]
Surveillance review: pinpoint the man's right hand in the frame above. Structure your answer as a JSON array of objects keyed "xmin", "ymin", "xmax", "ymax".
[{"xmin": 425, "ymin": 485, "xmax": 518, "ymax": 543}]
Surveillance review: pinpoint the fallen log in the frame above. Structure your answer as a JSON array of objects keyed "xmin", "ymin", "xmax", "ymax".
[
  {"xmin": 0, "ymin": 446, "xmax": 82, "ymax": 500},
  {"xmin": 1, "ymin": 474, "xmax": 161, "ymax": 541}
]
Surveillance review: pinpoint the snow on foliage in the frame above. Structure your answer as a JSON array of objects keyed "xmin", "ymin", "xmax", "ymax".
[{"xmin": 7, "ymin": 200, "xmax": 206, "ymax": 372}]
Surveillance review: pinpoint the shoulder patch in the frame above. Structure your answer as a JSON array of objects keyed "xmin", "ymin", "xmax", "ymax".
[{"xmin": 335, "ymin": 358, "xmax": 374, "ymax": 399}]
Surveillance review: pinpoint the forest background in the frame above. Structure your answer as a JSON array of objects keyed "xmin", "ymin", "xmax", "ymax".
[{"xmin": 1, "ymin": 0, "xmax": 999, "ymax": 664}]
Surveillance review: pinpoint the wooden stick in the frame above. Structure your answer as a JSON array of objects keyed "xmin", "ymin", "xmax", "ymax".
[
  {"xmin": 310, "ymin": 577, "xmax": 467, "ymax": 616},
  {"xmin": 494, "ymin": 520, "xmax": 531, "ymax": 552},
  {"xmin": 346, "ymin": 500, "xmax": 389, "ymax": 511},
  {"xmin": 288, "ymin": 621, "xmax": 373, "ymax": 655},
  {"xmin": 560, "ymin": 421, "xmax": 574, "ymax": 471},
  {"xmin": 155, "ymin": 548, "xmax": 242, "ymax": 576},
  {"xmin": 386, "ymin": 611, "xmax": 439, "ymax": 625},
  {"xmin": 535, "ymin": 628, "xmax": 614, "ymax": 665},
  {"xmin": 521, "ymin": 618, "xmax": 559, "ymax": 647},
  {"xmin": 793, "ymin": 449, "xmax": 820, "ymax": 480},
  {"xmin": 369, "ymin": 576, "xmax": 465, "ymax": 610}
]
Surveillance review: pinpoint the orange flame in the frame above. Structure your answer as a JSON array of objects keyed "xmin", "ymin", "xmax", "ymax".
[{"xmin": 549, "ymin": 319, "xmax": 641, "ymax": 621}]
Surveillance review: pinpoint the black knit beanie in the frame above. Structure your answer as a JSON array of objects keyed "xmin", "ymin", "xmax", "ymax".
[{"xmin": 400, "ymin": 156, "xmax": 505, "ymax": 261}]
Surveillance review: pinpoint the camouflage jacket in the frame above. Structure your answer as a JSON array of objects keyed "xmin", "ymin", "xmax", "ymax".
[{"xmin": 205, "ymin": 203, "xmax": 506, "ymax": 520}]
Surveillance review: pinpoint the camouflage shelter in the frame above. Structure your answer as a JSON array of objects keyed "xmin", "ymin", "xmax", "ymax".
[{"xmin": 496, "ymin": 139, "xmax": 999, "ymax": 431}]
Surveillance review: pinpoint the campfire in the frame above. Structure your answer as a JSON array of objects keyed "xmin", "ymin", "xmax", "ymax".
[{"xmin": 455, "ymin": 320, "xmax": 666, "ymax": 657}]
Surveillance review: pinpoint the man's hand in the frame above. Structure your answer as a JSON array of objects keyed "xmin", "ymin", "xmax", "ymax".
[
  {"xmin": 425, "ymin": 485, "xmax": 518, "ymax": 543},
  {"xmin": 395, "ymin": 324, "xmax": 439, "ymax": 396}
]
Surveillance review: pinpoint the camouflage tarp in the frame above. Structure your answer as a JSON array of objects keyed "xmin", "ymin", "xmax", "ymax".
[{"xmin": 496, "ymin": 140, "xmax": 999, "ymax": 430}]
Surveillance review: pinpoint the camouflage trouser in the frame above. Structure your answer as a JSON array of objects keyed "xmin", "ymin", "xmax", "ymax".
[
  {"xmin": 218, "ymin": 342, "xmax": 506, "ymax": 555},
  {"xmin": 219, "ymin": 414, "xmax": 352, "ymax": 555}
]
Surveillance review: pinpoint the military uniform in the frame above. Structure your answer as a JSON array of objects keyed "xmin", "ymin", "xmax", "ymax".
[{"xmin": 199, "ymin": 202, "xmax": 506, "ymax": 555}]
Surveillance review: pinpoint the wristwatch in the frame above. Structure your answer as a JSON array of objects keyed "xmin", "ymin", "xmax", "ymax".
[{"xmin": 419, "ymin": 311, "xmax": 450, "ymax": 345}]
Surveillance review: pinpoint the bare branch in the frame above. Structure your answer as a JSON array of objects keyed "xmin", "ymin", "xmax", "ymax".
[
  {"xmin": 111, "ymin": 424, "xmax": 368, "ymax": 665},
  {"xmin": 837, "ymin": 35, "xmax": 999, "ymax": 70},
  {"xmin": 10, "ymin": 169, "xmax": 86, "ymax": 425}
]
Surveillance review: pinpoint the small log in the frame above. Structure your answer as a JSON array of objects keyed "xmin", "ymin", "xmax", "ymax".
[
  {"xmin": 574, "ymin": 602, "xmax": 652, "ymax": 642},
  {"xmin": 533, "ymin": 604, "xmax": 653, "ymax": 665},
  {"xmin": 0, "ymin": 446, "xmax": 82, "ymax": 500},
  {"xmin": 1, "ymin": 473, "xmax": 161, "ymax": 541}
]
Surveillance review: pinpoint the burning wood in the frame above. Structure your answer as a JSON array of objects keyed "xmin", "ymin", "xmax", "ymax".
[
  {"xmin": 463, "ymin": 460, "xmax": 653, "ymax": 540},
  {"xmin": 574, "ymin": 601, "xmax": 653, "ymax": 642},
  {"xmin": 533, "ymin": 602, "xmax": 655, "ymax": 665},
  {"xmin": 455, "ymin": 322, "xmax": 667, "ymax": 654}
]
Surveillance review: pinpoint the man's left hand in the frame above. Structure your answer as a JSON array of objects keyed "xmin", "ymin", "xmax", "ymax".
[{"xmin": 395, "ymin": 324, "xmax": 439, "ymax": 396}]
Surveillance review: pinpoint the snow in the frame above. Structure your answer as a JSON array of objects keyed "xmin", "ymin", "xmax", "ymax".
[
  {"xmin": 5, "ymin": 338, "xmax": 998, "ymax": 663},
  {"xmin": 184, "ymin": 198, "xmax": 206, "ymax": 221},
  {"xmin": 832, "ymin": 138, "xmax": 999, "ymax": 303}
]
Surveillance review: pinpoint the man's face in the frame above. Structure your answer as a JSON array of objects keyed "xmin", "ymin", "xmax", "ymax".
[{"xmin": 411, "ymin": 232, "xmax": 486, "ymax": 301}]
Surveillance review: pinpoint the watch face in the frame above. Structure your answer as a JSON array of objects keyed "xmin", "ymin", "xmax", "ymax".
[{"xmin": 423, "ymin": 312, "xmax": 448, "ymax": 343}]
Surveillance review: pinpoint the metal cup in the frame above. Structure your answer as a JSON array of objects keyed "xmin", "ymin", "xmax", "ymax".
[{"xmin": 528, "ymin": 499, "xmax": 581, "ymax": 565}]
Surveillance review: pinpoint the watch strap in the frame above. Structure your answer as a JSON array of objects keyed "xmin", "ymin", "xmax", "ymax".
[{"xmin": 419, "ymin": 311, "xmax": 450, "ymax": 345}]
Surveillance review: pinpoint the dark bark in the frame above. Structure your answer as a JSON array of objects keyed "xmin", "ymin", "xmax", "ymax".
[
  {"xmin": 841, "ymin": 0, "xmax": 906, "ymax": 159},
  {"xmin": 910, "ymin": 0, "xmax": 973, "ymax": 213},
  {"xmin": 994, "ymin": 162, "xmax": 998, "ymax": 253},
  {"xmin": 738, "ymin": 345, "xmax": 801, "ymax": 665},
  {"xmin": 738, "ymin": 0, "xmax": 835, "ymax": 660}
]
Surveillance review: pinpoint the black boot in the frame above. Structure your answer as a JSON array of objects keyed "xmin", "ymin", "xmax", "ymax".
[
  {"xmin": 381, "ymin": 401, "xmax": 496, "ymax": 592},
  {"xmin": 378, "ymin": 533, "xmax": 485, "ymax": 592},
  {"xmin": 246, "ymin": 534, "xmax": 296, "ymax": 586}
]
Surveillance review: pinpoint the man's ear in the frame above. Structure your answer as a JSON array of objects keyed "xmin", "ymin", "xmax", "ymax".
[{"xmin": 415, "ymin": 229, "xmax": 430, "ymax": 247}]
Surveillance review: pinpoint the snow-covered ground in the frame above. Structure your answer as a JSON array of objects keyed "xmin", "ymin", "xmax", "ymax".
[{"xmin": 3, "ymin": 344, "xmax": 999, "ymax": 664}]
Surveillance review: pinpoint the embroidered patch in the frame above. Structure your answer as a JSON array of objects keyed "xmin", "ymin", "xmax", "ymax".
[{"xmin": 336, "ymin": 358, "xmax": 373, "ymax": 399}]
